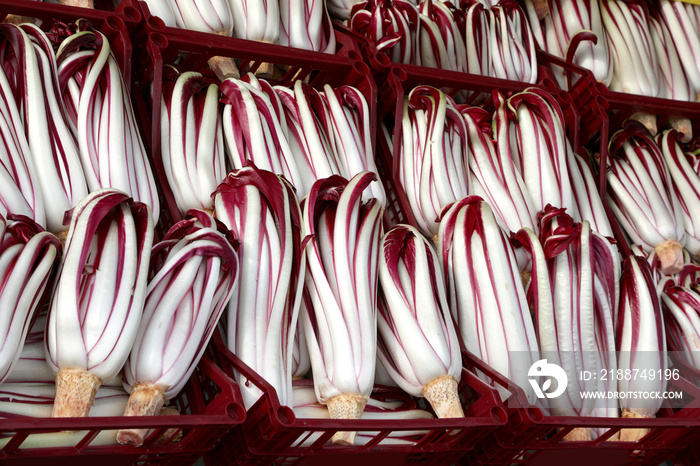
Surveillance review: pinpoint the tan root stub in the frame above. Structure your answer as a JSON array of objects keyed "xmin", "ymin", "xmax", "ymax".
[
  {"xmin": 619, "ymin": 409, "xmax": 651, "ymax": 442},
  {"xmin": 654, "ymin": 239, "xmax": 684, "ymax": 275},
  {"xmin": 156, "ymin": 406, "xmax": 184, "ymax": 444},
  {"xmin": 55, "ymin": 229, "xmax": 70, "ymax": 249},
  {"xmin": 4, "ymin": 15, "xmax": 35, "ymax": 24},
  {"xmin": 254, "ymin": 41, "xmax": 277, "ymax": 79},
  {"xmin": 208, "ymin": 55, "xmax": 241, "ymax": 81},
  {"xmin": 326, "ymin": 393, "xmax": 368, "ymax": 446},
  {"xmin": 208, "ymin": 34, "xmax": 241, "ymax": 81},
  {"xmin": 422, "ymin": 375, "xmax": 464, "ymax": 419},
  {"xmin": 116, "ymin": 383, "xmax": 167, "ymax": 446},
  {"xmin": 532, "ymin": 0, "xmax": 550, "ymax": 19},
  {"xmin": 668, "ymin": 116, "xmax": 692, "ymax": 143},
  {"xmin": 520, "ymin": 270, "xmax": 532, "ymax": 292},
  {"xmin": 629, "ymin": 111, "xmax": 658, "ymax": 136},
  {"xmin": 60, "ymin": 0, "xmax": 94, "ymax": 7},
  {"xmin": 562, "ymin": 427, "xmax": 592, "ymax": 441},
  {"xmin": 53, "ymin": 368, "xmax": 102, "ymax": 418}
]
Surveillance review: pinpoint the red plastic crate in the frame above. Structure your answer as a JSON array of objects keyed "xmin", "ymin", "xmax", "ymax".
[
  {"xmin": 673, "ymin": 441, "xmax": 700, "ymax": 466},
  {"xmin": 371, "ymin": 60, "xmax": 700, "ymax": 464},
  {"xmin": 203, "ymin": 331, "xmax": 508, "ymax": 465},
  {"xmin": 461, "ymin": 351, "xmax": 700, "ymax": 466},
  {"xmin": 130, "ymin": 8, "xmax": 377, "ymax": 230},
  {"xmin": 0, "ymin": 356, "xmax": 246, "ymax": 466}
]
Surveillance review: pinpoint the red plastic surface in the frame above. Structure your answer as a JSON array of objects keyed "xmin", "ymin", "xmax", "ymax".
[
  {"xmin": 0, "ymin": 356, "xmax": 246, "ymax": 466},
  {"xmin": 204, "ymin": 331, "xmax": 508, "ymax": 465},
  {"xmin": 673, "ymin": 442, "xmax": 700, "ymax": 466},
  {"xmin": 461, "ymin": 351, "xmax": 700, "ymax": 466},
  {"xmin": 131, "ymin": 5, "xmax": 377, "ymax": 231}
]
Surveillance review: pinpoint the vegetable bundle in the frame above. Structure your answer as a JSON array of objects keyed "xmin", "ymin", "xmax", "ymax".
[
  {"xmin": 605, "ymin": 122, "xmax": 685, "ymax": 275},
  {"xmin": 524, "ymin": 0, "xmax": 612, "ymax": 89},
  {"xmin": 58, "ymin": 29, "xmax": 161, "ymax": 224},
  {"xmin": 350, "ymin": 0, "xmax": 538, "ymax": 83},
  {"xmin": 301, "ymin": 172, "xmax": 383, "ymax": 445},
  {"xmin": 397, "ymin": 85, "xmax": 611, "ymax": 240},
  {"xmin": 118, "ymin": 210, "xmax": 239, "ymax": 446},
  {"xmin": 45, "ymin": 189, "xmax": 153, "ymax": 418},
  {"xmin": 141, "ymin": 0, "xmax": 336, "ymax": 55},
  {"xmin": 157, "ymin": 70, "xmax": 385, "ymax": 217},
  {"xmin": 377, "ymin": 224, "xmax": 464, "ymax": 418},
  {"xmin": 439, "ymin": 197, "xmax": 539, "ymax": 403},
  {"xmin": 0, "ymin": 214, "xmax": 60, "ymax": 384},
  {"xmin": 0, "ymin": 23, "xmax": 85, "ymax": 234},
  {"xmin": 524, "ymin": 0, "xmax": 700, "ymax": 108},
  {"xmin": 214, "ymin": 164, "xmax": 304, "ymax": 411}
]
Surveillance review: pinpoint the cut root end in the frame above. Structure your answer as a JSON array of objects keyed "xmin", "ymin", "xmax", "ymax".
[
  {"xmin": 668, "ymin": 116, "xmax": 692, "ymax": 143},
  {"xmin": 4, "ymin": 15, "xmax": 36, "ymax": 24},
  {"xmin": 326, "ymin": 393, "xmax": 368, "ymax": 446},
  {"xmin": 253, "ymin": 44, "xmax": 277, "ymax": 79},
  {"xmin": 422, "ymin": 375, "xmax": 464, "ymax": 419},
  {"xmin": 59, "ymin": 0, "xmax": 94, "ymax": 7},
  {"xmin": 53, "ymin": 369, "xmax": 102, "ymax": 418},
  {"xmin": 629, "ymin": 112, "xmax": 657, "ymax": 136},
  {"xmin": 619, "ymin": 409, "xmax": 652, "ymax": 442},
  {"xmin": 55, "ymin": 229, "xmax": 69, "ymax": 249},
  {"xmin": 156, "ymin": 406, "xmax": 183, "ymax": 444},
  {"xmin": 116, "ymin": 384, "xmax": 167, "ymax": 446},
  {"xmin": 254, "ymin": 62, "xmax": 276, "ymax": 79},
  {"xmin": 654, "ymin": 239, "xmax": 684, "ymax": 275},
  {"xmin": 520, "ymin": 270, "xmax": 532, "ymax": 292},
  {"xmin": 532, "ymin": 0, "xmax": 550, "ymax": 19},
  {"xmin": 562, "ymin": 427, "xmax": 592, "ymax": 442},
  {"xmin": 208, "ymin": 55, "xmax": 240, "ymax": 81}
]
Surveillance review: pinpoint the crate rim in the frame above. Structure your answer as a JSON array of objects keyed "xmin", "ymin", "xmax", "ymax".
[
  {"xmin": 211, "ymin": 329, "xmax": 509, "ymax": 432},
  {"xmin": 463, "ymin": 349, "xmax": 700, "ymax": 431}
]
